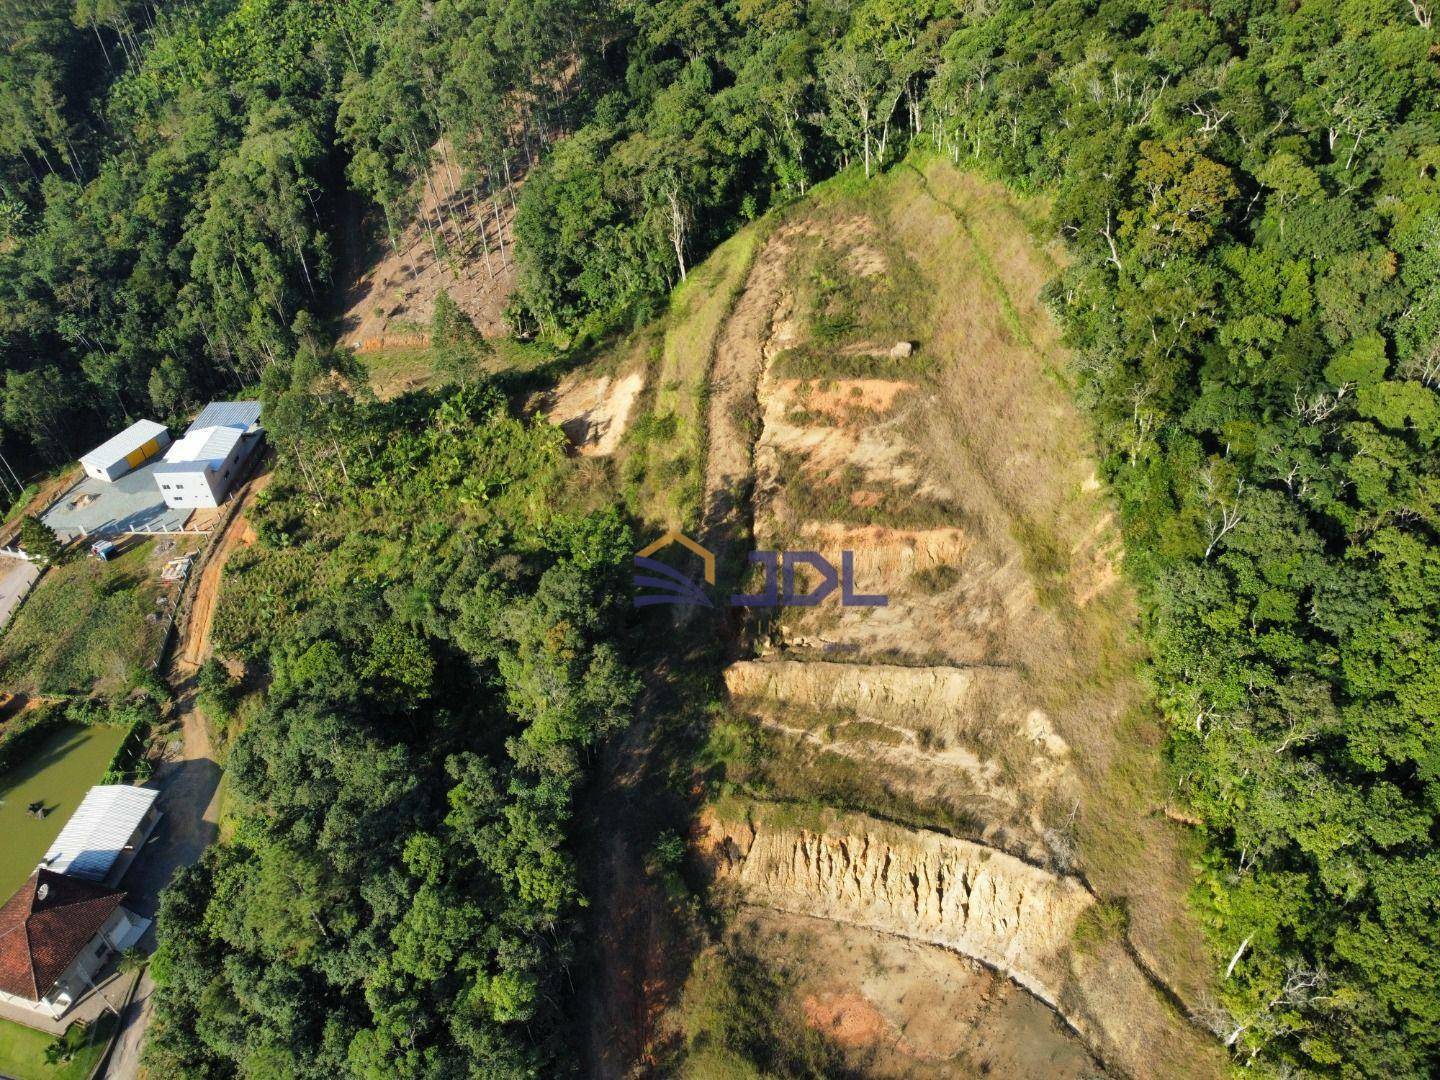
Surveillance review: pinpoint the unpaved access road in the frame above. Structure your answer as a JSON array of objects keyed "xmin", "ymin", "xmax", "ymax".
[{"xmin": 102, "ymin": 471, "xmax": 267, "ymax": 1080}]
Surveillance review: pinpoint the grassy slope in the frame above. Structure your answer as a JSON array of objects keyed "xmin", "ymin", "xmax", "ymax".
[
  {"xmin": 359, "ymin": 338, "xmax": 557, "ymax": 401},
  {"xmin": 898, "ymin": 155, "xmax": 1212, "ymax": 989},
  {"xmin": 0, "ymin": 540, "xmax": 168, "ymax": 695},
  {"xmin": 615, "ymin": 223, "xmax": 764, "ymax": 530}
]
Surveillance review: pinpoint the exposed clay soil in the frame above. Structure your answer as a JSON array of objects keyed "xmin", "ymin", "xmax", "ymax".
[
  {"xmin": 678, "ymin": 163, "xmax": 1222, "ymax": 1078},
  {"xmin": 779, "ymin": 377, "xmax": 916, "ymax": 421},
  {"xmin": 701, "ymin": 222, "xmax": 807, "ymax": 538},
  {"xmin": 543, "ymin": 369, "xmax": 646, "ymax": 456},
  {"xmin": 706, "ymin": 806, "xmax": 1206, "ymax": 1078},
  {"xmin": 176, "ymin": 470, "xmax": 270, "ymax": 672},
  {"xmin": 740, "ymin": 910, "xmax": 1100, "ymax": 1079}
]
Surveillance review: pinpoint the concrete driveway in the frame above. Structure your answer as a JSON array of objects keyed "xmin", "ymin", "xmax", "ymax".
[
  {"xmin": 0, "ymin": 556, "xmax": 38, "ymax": 631},
  {"xmin": 41, "ymin": 466, "xmax": 191, "ymax": 541}
]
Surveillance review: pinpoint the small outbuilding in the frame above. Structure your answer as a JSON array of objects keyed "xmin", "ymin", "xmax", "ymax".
[
  {"xmin": 78, "ymin": 420, "xmax": 170, "ymax": 483},
  {"xmin": 39, "ymin": 785, "xmax": 162, "ymax": 887}
]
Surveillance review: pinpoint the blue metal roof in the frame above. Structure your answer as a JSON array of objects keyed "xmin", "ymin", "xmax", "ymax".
[{"xmin": 186, "ymin": 401, "xmax": 262, "ymax": 434}]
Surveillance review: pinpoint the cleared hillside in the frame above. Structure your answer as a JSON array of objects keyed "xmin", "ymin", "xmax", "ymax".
[{"xmin": 584, "ymin": 156, "xmax": 1226, "ymax": 1077}]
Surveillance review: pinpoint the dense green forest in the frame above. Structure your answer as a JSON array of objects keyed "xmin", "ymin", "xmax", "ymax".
[
  {"xmin": 150, "ymin": 377, "xmax": 639, "ymax": 1074},
  {"xmin": 1, "ymin": 0, "xmax": 1437, "ymax": 1075}
]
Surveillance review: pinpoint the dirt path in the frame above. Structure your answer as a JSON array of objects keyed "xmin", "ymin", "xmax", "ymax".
[
  {"xmin": 102, "ymin": 472, "xmax": 267, "ymax": 1080},
  {"xmin": 174, "ymin": 472, "xmax": 268, "ymax": 673},
  {"xmin": 701, "ymin": 225, "xmax": 802, "ymax": 541}
]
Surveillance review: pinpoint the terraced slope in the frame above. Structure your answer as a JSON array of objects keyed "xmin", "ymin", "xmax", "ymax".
[
  {"xmin": 706, "ymin": 805, "xmax": 1196, "ymax": 1075},
  {"xmin": 693, "ymin": 158, "xmax": 1225, "ymax": 1078}
]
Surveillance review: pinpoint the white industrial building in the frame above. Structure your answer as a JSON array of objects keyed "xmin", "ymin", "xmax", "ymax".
[
  {"xmin": 153, "ymin": 401, "xmax": 264, "ymax": 509},
  {"xmin": 78, "ymin": 419, "xmax": 170, "ymax": 482}
]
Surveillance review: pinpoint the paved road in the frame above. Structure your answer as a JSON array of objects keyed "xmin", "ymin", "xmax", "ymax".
[{"xmin": 0, "ymin": 556, "xmax": 38, "ymax": 631}]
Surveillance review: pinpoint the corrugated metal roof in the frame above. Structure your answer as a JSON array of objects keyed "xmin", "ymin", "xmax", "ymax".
[
  {"xmin": 199, "ymin": 425, "xmax": 244, "ymax": 458},
  {"xmin": 39, "ymin": 785, "xmax": 159, "ymax": 881},
  {"xmin": 158, "ymin": 425, "xmax": 243, "ymax": 470},
  {"xmin": 165, "ymin": 426, "xmax": 244, "ymax": 466},
  {"xmin": 78, "ymin": 420, "xmax": 168, "ymax": 471},
  {"xmin": 187, "ymin": 401, "xmax": 261, "ymax": 434}
]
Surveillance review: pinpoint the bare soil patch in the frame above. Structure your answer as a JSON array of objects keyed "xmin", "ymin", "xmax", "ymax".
[
  {"xmin": 701, "ymin": 222, "xmax": 810, "ymax": 537},
  {"xmin": 176, "ymin": 470, "xmax": 270, "ymax": 673},
  {"xmin": 801, "ymin": 990, "xmax": 891, "ymax": 1049},
  {"xmin": 779, "ymin": 377, "xmax": 915, "ymax": 423},
  {"xmin": 543, "ymin": 369, "xmax": 645, "ymax": 456},
  {"xmin": 707, "ymin": 805, "xmax": 1221, "ymax": 1079},
  {"xmin": 337, "ymin": 154, "xmax": 519, "ymax": 352},
  {"xmin": 737, "ymin": 909, "xmax": 1096, "ymax": 1079}
]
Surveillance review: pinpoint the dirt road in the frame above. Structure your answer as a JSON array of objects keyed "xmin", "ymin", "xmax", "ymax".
[
  {"xmin": 175, "ymin": 472, "xmax": 268, "ymax": 673},
  {"xmin": 102, "ymin": 471, "xmax": 267, "ymax": 1080},
  {"xmin": 701, "ymin": 224, "xmax": 801, "ymax": 541}
]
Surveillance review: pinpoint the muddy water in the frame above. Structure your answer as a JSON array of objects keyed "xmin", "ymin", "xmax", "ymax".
[{"xmin": 0, "ymin": 722, "xmax": 127, "ymax": 897}]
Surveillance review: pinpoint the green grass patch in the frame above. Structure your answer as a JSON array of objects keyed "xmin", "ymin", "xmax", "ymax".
[
  {"xmin": 911, "ymin": 564, "xmax": 963, "ymax": 594},
  {"xmin": 1010, "ymin": 515, "xmax": 1073, "ymax": 614},
  {"xmin": 0, "ymin": 1013, "xmax": 117, "ymax": 1080},
  {"xmin": 359, "ymin": 345, "xmax": 436, "ymax": 394},
  {"xmin": 706, "ymin": 717, "xmax": 983, "ymax": 839},
  {"xmin": 1072, "ymin": 898, "xmax": 1130, "ymax": 955},
  {"xmin": 829, "ymin": 719, "xmax": 907, "ymax": 746},
  {"xmin": 670, "ymin": 944, "xmax": 845, "ymax": 1077},
  {"xmin": 359, "ymin": 337, "xmax": 558, "ymax": 401},
  {"xmin": 0, "ymin": 540, "xmax": 165, "ymax": 695},
  {"xmin": 3, "ymin": 483, "xmax": 39, "ymax": 523},
  {"xmin": 765, "ymin": 451, "xmax": 970, "ymax": 532},
  {"xmin": 767, "ymin": 208, "xmax": 931, "ymax": 380},
  {"xmin": 621, "ymin": 222, "xmax": 763, "ymax": 528}
]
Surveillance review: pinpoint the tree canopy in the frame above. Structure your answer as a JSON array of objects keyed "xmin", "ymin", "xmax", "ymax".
[{"xmin": 1, "ymin": 0, "xmax": 1435, "ymax": 1074}]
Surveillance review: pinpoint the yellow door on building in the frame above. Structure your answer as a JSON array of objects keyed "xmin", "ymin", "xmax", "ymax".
[{"xmin": 125, "ymin": 438, "xmax": 159, "ymax": 468}]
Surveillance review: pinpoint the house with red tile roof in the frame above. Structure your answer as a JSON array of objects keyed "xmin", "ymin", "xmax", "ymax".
[{"xmin": 0, "ymin": 869, "xmax": 146, "ymax": 1022}]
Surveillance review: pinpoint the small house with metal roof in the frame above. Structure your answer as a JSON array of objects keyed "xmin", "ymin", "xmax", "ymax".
[{"xmin": 39, "ymin": 785, "xmax": 162, "ymax": 887}]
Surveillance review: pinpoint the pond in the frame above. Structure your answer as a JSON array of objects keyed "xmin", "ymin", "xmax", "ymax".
[{"xmin": 0, "ymin": 723, "xmax": 128, "ymax": 900}]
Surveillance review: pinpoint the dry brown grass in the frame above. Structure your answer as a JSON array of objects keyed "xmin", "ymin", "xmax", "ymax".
[
  {"xmin": 890, "ymin": 156, "xmax": 1211, "ymax": 1000},
  {"xmin": 717, "ymin": 154, "xmax": 1214, "ymax": 1008}
]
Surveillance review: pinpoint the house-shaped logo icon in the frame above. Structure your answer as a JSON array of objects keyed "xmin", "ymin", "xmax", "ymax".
[{"xmin": 632, "ymin": 530, "xmax": 715, "ymax": 607}]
